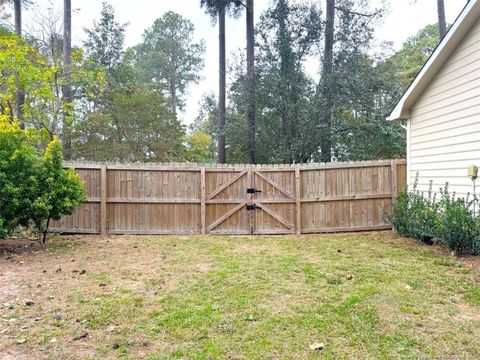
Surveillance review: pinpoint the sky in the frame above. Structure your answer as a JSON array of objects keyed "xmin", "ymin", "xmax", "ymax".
[{"xmin": 11, "ymin": 0, "xmax": 469, "ymax": 126}]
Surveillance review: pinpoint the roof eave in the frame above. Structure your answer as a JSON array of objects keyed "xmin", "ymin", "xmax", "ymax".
[{"xmin": 387, "ymin": 0, "xmax": 480, "ymax": 122}]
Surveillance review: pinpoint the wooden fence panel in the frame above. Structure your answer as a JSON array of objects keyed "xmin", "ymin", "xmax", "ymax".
[
  {"xmin": 52, "ymin": 159, "xmax": 406, "ymax": 235},
  {"xmin": 51, "ymin": 168, "xmax": 101, "ymax": 233},
  {"xmin": 106, "ymin": 169, "xmax": 201, "ymax": 234},
  {"xmin": 396, "ymin": 162, "xmax": 407, "ymax": 193},
  {"xmin": 300, "ymin": 162, "xmax": 396, "ymax": 233}
]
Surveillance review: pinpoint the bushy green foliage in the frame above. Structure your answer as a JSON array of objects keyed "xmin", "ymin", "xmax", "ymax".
[
  {"xmin": 32, "ymin": 139, "xmax": 85, "ymax": 247},
  {"xmin": 436, "ymin": 186, "xmax": 478, "ymax": 255},
  {"xmin": 390, "ymin": 180, "xmax": 479, "ymax": 256},
  {"xmin": 0, "ymin": 121, "xmax": 85, "ymax": 246},
  {"xmin": 390, "ymin": 182, "xmax": 438, "ymax": 244},
  {"xmin": 0, "ymin": 120, "xmax": 38, "ymax": 237},
  {"xmin": 390, "ymin": 190, "xmax": 409, "ymax": 237}
]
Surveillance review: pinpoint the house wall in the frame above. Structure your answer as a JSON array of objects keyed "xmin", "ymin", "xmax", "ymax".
[{"xmin": 408, "ymin": 18, "xmax": 480, "ymax": 198}]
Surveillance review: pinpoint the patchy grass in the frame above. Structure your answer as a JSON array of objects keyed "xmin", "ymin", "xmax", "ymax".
[{"xmin": 1, "ymin": 232, "xmax": 479, "ymax": 359}]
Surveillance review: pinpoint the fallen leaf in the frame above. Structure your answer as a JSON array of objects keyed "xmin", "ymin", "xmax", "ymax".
[{"xmin": 309, "ymin": 342, "xmax": 325, "ymax": 351}]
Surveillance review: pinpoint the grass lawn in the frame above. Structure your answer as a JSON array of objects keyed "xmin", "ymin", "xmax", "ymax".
[{"xmin": 1, "ymin": 232, "xmax": 480, "ymax": 359}]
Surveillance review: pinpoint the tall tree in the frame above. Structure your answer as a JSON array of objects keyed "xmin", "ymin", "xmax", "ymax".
[
  {"xmin": 246, "ymin": 0, "xmax": 255, "ymax": 164},
  {"xmin": 13, "ymin": 0, "xmax": 24, "ymax": 125},
  {"xmin": 437, "ymin": 0, "xmax": 447, "ymax": 39},
  {"xmin": 217, "ymin": 4, "xmax": 227, "ymax": 163},
  {"xmin": 201, "ymin": 0, "xmax": 242, "ymax": 164},
  {"xmin": 13, "ymin": 0, "xmax": 20, "ymax": 34},
  {"xmin": 320, "ymin": 0, "xmax": 335, "ymax": 163},
  {"xmin": 73, "ymin": 88, "xmax": 186, "ymax": 162},
  {"xmin": 83, "ymin": 2, "xmax": 127, "ymax": 72},
  {"xmin": 138, "ymin": 12, "xmax": 205, "ymax": 116},
  {"xmin": 252, "ymin": 0, "xmax": 321, "ymax": 163},
  {"xmin": 387, "ymin": 24, "xmax": 440, "ymax": 88},
  {"xmin": 62, "ymin": 0, "xmax": 72, "ymax": 159}
]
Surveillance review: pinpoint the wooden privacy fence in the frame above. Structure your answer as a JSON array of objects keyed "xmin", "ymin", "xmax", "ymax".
[{"xmin": 51, "ymin": 159, "xmax": 406, "ymax": 235}]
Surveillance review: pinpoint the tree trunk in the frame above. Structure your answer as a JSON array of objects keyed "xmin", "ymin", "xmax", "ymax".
[
  {"xmin": 14, "ymin": 0, "xmax": 25, "ymax": 128},
  {"xmin": 218, "ymin": 5, "xmax": 226, "ymax": 164},
  {"xmin": 41, "ymin": 218, "xmax": 51, "ymax": 249},
  {"xmin": 321, "ymin": 0, "xmax": 335, "ymax": 163},
  {"xmin": 170, "ymin": 82, "xmax": 177, "ymax": 117},
  {"xmin": 246, "ymin": 0, "xmax": 256, "ymax": 164},
  {"xmin": 62, "ymin": 0, "xmax": 73, "ymax": 160},
  {"xmin": 437, "ymin": 0, "xmax": 447, "ymax": 39}
]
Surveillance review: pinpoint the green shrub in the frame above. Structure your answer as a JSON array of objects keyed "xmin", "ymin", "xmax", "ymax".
[
  {"xmin": 408, "ymin": 182, "xmax": 439, "ymax": 244},
  {"xmin": 31, "ymin": 139, "xmax": 86, "ymax": 247},
  {"xmin": 391, "ymin": 179, "xmax": 479, "ymax": 256},
  {"xmin": 0, "ymin": 120, "xmax": 39, "ymax": 238},
  {"xmin": 390, "ymin": 189, "xmax": 410, "ymax": 237},
  {"xmin": 0, "ymin": 119, "xmax": 85, "ymax": 247},
  {"xmin": 390, "ymin": 179, "xmax": 438, "ymax": 243},
  {"xmin": 436, "ymin": 186, "xmax": 478, "ymax": 255}
]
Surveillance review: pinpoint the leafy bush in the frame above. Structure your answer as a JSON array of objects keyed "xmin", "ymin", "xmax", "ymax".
[
  {"xmin": 0, "ymin": 120, "xmax": 39, "ymax": 237},
  {"xmin": 0, "ymin": 120, "xmax": 85, "ymax": 247},
  {"xmin": 390, "ymin": 190, "xmax": 410, "ymax": 237},
  {"xmin": 408, "ymin": 183, "xmax": 439, "ymax": 244},
  {"xmin": 436, "ymin": 186, "xmax": 478, "ymax": 255},
  {"xmin": 390, "ymin": 179, "xmax": 438, "ymax": 244},
  {"xmin": 390, "ymin": 179, "xmax": 479, "ymax": 256},
  {"xmin": 31, "ymin": 139, "xmax": 85, "ymax": 247}
]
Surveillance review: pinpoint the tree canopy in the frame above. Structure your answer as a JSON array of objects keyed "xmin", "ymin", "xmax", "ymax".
[{"xmin": 0, "ymin": 0, "xmax": 449, "ymax": 165}]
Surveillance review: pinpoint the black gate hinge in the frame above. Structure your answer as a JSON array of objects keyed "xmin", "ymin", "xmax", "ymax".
[
  {"xmin": 246, "ymin": 188, "xmax": 262, "ymax": 194},
  {"xmin": 246, "ymin": 204, "xmax": 259, "ymax": 210}
]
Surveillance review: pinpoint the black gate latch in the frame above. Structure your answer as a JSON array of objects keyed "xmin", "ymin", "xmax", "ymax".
[
  {"xmin": 247, "ymin": 188, "xmax": 262, "ymax": 194},
  {"xmin": 246, "ymin": 204, "xmax": 259, "ymax": 210}
]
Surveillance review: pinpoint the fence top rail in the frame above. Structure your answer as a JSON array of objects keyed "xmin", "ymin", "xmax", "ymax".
[{"xmin": 63, "ymin": 159, "xmax": 406, "ymax": 171}]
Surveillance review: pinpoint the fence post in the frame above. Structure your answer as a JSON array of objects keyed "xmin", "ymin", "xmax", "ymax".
[
  {"xmin": 201, "ymin": 167, "xmax": 206, "ymax": 235},
  {"xmin": 295, "ymin": 165, "xmax": 301, "ymax": 235},
  {"xmin": 100, "ymin": 164, "xmax": 107, "ymax": 236},
  {"xmin": 390, "ymin": 160, "xmax": 398, "ymax": 197}
]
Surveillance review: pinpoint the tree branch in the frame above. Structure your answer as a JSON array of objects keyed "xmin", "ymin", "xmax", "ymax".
[{"xmin": 334, "ymin": 6, "xmax": 382, "ymax": 18}]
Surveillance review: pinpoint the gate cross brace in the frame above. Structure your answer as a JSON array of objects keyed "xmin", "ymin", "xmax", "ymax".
[
  {"xmin": 254, "ymin": 172, "xmax": 295, "ymax": 200},
  {"xmin": 207, "ymin": 171, "xmax": 247, "ymax": 200},
  {"xmin": 207, "ymin": 201, "xmax": 246, "ymax": 232},
  {"xmin": 254, "ymin": 202, "xmax": 294, "ymax": 230}
]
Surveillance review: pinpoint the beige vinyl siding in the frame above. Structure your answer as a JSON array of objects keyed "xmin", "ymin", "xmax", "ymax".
[{"xmin": 409, "ymin": 19, "xmax": 480, "ymax": 198}]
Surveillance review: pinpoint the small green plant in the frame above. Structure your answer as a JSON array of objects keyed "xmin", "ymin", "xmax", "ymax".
[{"xmin": 31, "ymin": 139, "xmax": 85, "ymax": 248}]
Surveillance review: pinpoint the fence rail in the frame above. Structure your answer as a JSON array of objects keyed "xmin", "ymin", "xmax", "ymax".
[{"xmin": 51, "ymin": 159, "xmax": 406, "ymax": 235}]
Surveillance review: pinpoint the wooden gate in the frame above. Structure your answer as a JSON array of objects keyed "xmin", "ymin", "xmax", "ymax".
[
  {"xmin": 251, "ymin": 168, "xmax": 297, "ymax": 235},
  {"xmin": 205, "ymin": 167, "xmax": 298, "ymax": 235},
  {"xmin": 205, "ymin": 168, "xmax": 250, "ymax": 234}
]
